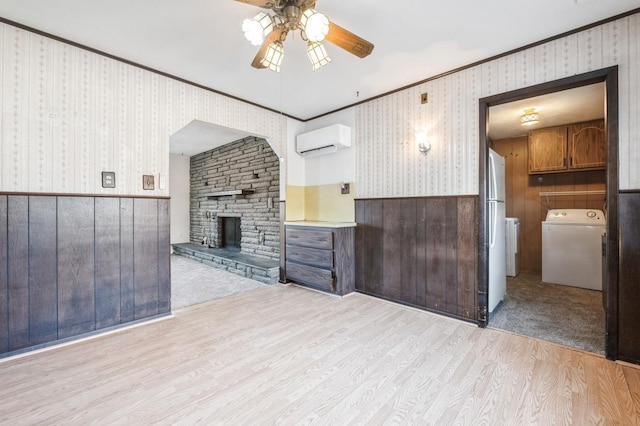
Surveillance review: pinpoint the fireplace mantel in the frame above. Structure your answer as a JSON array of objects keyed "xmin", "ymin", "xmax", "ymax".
[{"xmin": 204, "ymin": 189, "xmax": 255, "ymax": 199}]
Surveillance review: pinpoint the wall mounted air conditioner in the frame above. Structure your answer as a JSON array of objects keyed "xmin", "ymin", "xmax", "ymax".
[{"xmin": 296, "ymin": 124, "xmax": 351, "ymax": 157}]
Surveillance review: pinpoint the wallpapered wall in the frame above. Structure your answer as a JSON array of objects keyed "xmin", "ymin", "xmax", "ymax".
[
  {"xmin": 0, "ymin": 22, "xmax": 287, "ymax": 196},
  {"xmin": 355, "ymin": 13, "xmax": 639, "ymax": 198},
  {"xmin": 1, "ymin": 14, "xmax": 638, "ymax": 198}
]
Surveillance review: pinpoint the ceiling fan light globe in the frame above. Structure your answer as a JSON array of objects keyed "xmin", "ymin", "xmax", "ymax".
[
  {"xmin": 242, "ymin": 12, "xmax": 273, "ymax": 46},
  {"xmin": 260, "ymin": 41, "xmax": 284, "ymax": 72},
  {"xmin": 307, "ymin": 42, "xmax": 331, "ymax": 71},
  {"xmin": 301, "ymin": 9, "xmax": 329, "ymax": 42}
]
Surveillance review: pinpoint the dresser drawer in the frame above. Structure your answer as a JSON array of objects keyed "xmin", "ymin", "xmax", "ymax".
[
  {"xmin": 286, "ymin": 261, "xmax": 335, "ymax": 291},
  {"xmin": 286, "ymin": 244, "xmax": 333, "ymax": 268},
  {"xmin": 286, "ymin": 227, "xmax": 333, "ymax": 249}
]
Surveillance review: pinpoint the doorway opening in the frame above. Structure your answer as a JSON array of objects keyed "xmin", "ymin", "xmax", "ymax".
[{"xmin": 478, "ymin": 67, "xmax": 619, "ymax": 360}]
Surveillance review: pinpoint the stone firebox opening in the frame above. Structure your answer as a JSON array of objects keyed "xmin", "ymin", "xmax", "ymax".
[{"xmin": 219, "ymin": 216, "xmax": 241, "ymax": 249}]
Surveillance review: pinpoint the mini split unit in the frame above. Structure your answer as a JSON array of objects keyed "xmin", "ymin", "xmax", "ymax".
[{"xmin": 296, "ymin": 124, "xmax": 351, "ymax": 157}]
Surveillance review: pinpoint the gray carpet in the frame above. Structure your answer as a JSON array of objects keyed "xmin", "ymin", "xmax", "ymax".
[
  {"xmin": 171, "ymin": 254, "xmax": 266, "ymax": 310},
  {"xmin": 489, "ymin": 271, "xmax": 605, "ymax": 355}
]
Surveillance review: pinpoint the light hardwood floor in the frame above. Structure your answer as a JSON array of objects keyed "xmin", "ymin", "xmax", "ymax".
[{"xmin": 1, "ymin": 284, "xmax": 639, "ymax": 425}]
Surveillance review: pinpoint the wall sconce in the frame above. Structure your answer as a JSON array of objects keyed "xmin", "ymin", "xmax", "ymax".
[{"xmin": 416, "ymin": 131, "xmax": 431, "ymax": 154}]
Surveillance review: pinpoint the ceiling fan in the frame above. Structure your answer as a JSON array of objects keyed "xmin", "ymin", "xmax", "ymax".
[{"xmin": 235, "ymin": 0, "xmax": 374, "ymax": 71}]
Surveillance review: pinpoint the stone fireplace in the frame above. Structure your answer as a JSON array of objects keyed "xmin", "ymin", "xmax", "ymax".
[{"xmin": 189, "ymin": 137, "xmax": 280, "ymax": 261}]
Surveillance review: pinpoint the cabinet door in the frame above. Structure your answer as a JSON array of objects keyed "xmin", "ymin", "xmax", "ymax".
[
  {"xmin": 568, "ymin": 120, "xmax": 606, "ymax": 170},
  {"xmin": 528, "ymin": 126, "xmax": 567, "ymax": 174}
]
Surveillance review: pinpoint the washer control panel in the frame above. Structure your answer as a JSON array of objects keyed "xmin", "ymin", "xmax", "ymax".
[{"xmin": 545, "ymin": 209, "xmax": 605, "ymax": 223}]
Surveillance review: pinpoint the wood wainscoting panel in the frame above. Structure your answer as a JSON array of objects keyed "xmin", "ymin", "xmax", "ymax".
[
  {"xmin": 618, "ymin": 192, "xmax": 640, "ymax": 363},
  {"xmin": 28, "ymin": 196, "xmax": 58, "ymax": 346},
  {"xmin": 0, "ymin": 197, "xmax": 7, "ymax": 353},
  {"xmin": 0, "ymin": 194, "xmax": 171, "ymax": 357},
  {"xmin": 444, "ymin": 198, "xmax": 461, "ymax": 315},
  {"xmin": 133, "ymin": 198, "xmax": 160, "ymax": 320},
  {"xmin": 425, "ymin": 198, "xmax": 448, "ymax": 313},
  {"xmin": 355, "ymin": 196, "xmax": 478, "ymax": 321},
  {"xmin": 95, "ymin": 197, "xmax": 122, "ymax": 329},
  {"xmin": 6, "ymin": 196, "xmax": 29, "ymax": 351},
  {"xmin": 382, "ymin": 199, "xmax": 403, "ymax": 301},
  {"xmin": 415, "ymin": 199, "xmax": 428, "ymax": 307},
  {"xmin": 119, "ymin": 198, "xmax": 136, "ymax": 324},
  {"xmin": 355, "ymin": 199, "xmax": 383, "ymax": 296},
  {"xmin": 456, "ymin": 197, "xmax": 478, "ymax": 319},
  {"xmin": 158, "ymin": 199, "xmax": 171, "ymax": 314},
  {"xmin": 400, "ymin": 198, "xmax": 418, "ymax": 306},
  {"xmin": 58, "ymin": 197, "xmax": 96, "ymax": 339}
]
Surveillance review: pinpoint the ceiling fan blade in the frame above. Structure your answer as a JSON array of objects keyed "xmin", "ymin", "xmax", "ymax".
[
  {"xmin": 251, "ymin": 27, "xmax": 285, "ymax": 69},
  {"xmin": 234, "ymin": 0, "xmax": 275, "ymax": 8},
  {"xmin": 325, "ymin": 22, "xmax": 374, "ymax": 58}
]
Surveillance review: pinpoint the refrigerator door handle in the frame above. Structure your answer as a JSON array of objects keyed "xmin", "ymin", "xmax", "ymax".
[
  {"xmin": 488, "ymin": 154, "xmax": 496, "ymax": 200},
  {"xmin": 489, "ymin": 201, "xmax": 496, "ymax": 248}
]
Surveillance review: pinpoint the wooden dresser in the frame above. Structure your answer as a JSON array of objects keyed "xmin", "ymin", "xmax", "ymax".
[{"xmin": 284, "ymin": 222, "xmax": 356, "ymax": 296}]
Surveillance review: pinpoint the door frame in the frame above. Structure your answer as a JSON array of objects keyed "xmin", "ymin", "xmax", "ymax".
[{"xmin": 477, "ymin": 66, "xmax": 619, "ymax": 360}]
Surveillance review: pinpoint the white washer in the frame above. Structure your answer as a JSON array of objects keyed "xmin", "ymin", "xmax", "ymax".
[{"xmin": 542, "ymin": 209, "xmax": 605, "ymax": 291}]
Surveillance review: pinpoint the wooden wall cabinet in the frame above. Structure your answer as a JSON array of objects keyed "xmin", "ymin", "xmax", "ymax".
[
  {"xmin": 568, "ymin": 121, "xmax": 606, "ymax": 170},
  {"xmin": 528, "ymin": 127, "xmax": 568, "ymax": 173},
  {"xmin": 285, "ymin": 224, "xmax": 355, "ymax": 296},
  {"xmin": 528, "ymin": 119, "xmax": 605, "ymax": 174}
]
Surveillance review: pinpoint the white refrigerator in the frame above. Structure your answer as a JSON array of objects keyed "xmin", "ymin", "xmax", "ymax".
[{"xmin": 488, "ymin": 148, "xmax": 506, "ymax": 313}]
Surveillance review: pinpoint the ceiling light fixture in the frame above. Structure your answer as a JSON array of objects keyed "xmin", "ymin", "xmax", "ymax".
[
  {"xmin": 242, "ymin": 12, "xmax": 274, "ymax": 46},
  {"xmin": 236, "ymin": 0, "xmax": 374, "ymax": 72},
  {"xmin": 307, "ymin": 41, "xmax": 331, "ymax": 71},
  {"xmin": 521, "ymin": 108, "xmax": 540, "ymax": 126},
  {"xmin": 260, "ymin": 40, "xmax": 285, "ymax": 72},
  {"xmin": 300, "ymin": 9, "xmax": 330, "ymax": 42}
]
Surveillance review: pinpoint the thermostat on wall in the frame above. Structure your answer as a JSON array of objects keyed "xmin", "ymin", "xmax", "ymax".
[{"xmin": 143, "ymin": 175, "xmax": 154, "ymax": 190}]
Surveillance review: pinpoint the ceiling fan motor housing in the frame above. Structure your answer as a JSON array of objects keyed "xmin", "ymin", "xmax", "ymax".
[{"xmin": 283, "ymin": 5, "xmax": 302, "ymax": 29}]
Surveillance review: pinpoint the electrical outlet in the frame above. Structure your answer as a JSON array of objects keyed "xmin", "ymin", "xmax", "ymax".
[{"xmin": 102, "ymin": 171, "xmax": 116, "ymax": 188}]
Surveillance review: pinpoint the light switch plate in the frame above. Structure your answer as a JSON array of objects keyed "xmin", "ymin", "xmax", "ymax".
[
  {"xmin": 102, "ymin": 171, "xmax": 116, "ymax": 188},
  {"xmin": 143, "ymin": 175, "xmax": 155, "ymax": 190}
]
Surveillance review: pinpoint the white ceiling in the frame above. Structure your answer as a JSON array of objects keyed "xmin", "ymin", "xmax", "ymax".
[
  {"xmin": 0, "ymin": 1, "xmax": 636, "ymax": 154},
  {"xmin": 171, "ymin": 120, "xmax": 256, "ymax": 157},
  {"xmin": 488, "ymin": 82, "xmax": 605, "ymax": 140}
]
